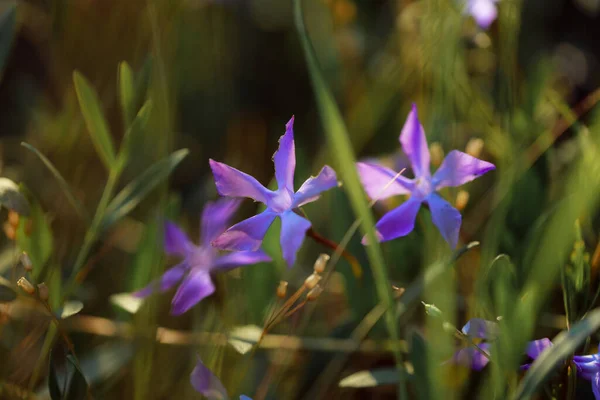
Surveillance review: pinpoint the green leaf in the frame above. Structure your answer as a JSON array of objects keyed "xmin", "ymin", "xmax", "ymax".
[
  {"xmin": 21, "ymin": 143, "xmax": 88, "ymax": 221},
  {"xmin": 409, "ymin": 330, "xmax": 431, "ymax": 400},
  {"xmin": 0, "ymin": 5, "xmax": 16, "ymax": 79},
  {"xmin": 513, "ymin": 307, "xmax": 600, "ymax": 400},
  {"xmin": 339, "ymin": 368, "xmax": 408, "ymax": 388},
  {"xmin": 110, "ymin": 292, "xmax": 144, "ymax": 314},
  {"xmin": 118, "ymin": 100, "xmax": 152, "ymax": 167},
  {"xmin": 16, "ymin": 198, "xmax": 53, "ymax": 280},
  {"xmin": 73, "ymin": 71, "xmax": 116, "ymax": 170},
  {"xmin": 57, "ymin": 300, "xmax": 84, "ymax": 319},
  {"xmin": 0, "ymin": 281, "xmax": 16, "ymax": 303},
  {"xmin": 0, "ymin": 177, "xmax": 30, "ymax": 216},
  {"xmin": 100, "ymin": 149, "xmax": 188, "ymax": 231},
  {"xmin": 48, "ymin": 347, "xmax": 89, "ymax": 400},
  {"xmin": 118, "ymin": 62, "xmax": 135, "ymax": 127}
]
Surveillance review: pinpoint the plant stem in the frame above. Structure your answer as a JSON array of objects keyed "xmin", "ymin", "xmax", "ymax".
[{"xmin": 305, "ymin": 227, "xmax": 362, "ymax": 279}]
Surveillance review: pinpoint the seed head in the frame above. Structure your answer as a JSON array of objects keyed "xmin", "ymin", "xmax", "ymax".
[
  {"xmin": 313, "ymin": 254, "xmax": 330, "ymax": 274},
  {"xmin": 276, "ymin": 281, "xmax": 288, "ymax": 299},
  {"xmin": 307, "ymin": 285, "xmax": 323, "ymax": 301},
  {"xmin": 21, "ymin": 252, "xmax": 32, "ymax": 272},
  {"xmin": 304, "ymin": 273, "xmax": 322, "ymax": 290},
  {"xmin": 37, "ymin": 283, "xmax": 49, "ymax": 301},
  {"xmin": 17, "ymin": 277, "xmax": 35, "ymax": 295}
]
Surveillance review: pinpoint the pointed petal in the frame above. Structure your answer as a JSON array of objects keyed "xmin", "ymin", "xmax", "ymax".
[
  {"xmin": 433, "ymin": 150, "xmax": 495, "ymax": 190},
  {"xmin": 593, "ymin": 372, "xmax": 600, "ymax": 400},
  {"xmin": 213, "ymin": 250, "xmax": 271, "ymax": 270},
  {"xmin": 461, "ymin": 318, "xmax": 500, "ymax": 340},
  {"xmin": 356, "ymin": 161, "xmax": 413, "ymax": 200},
  {"xmin": 240, "ymin": 396, "xmax": 253, "ymax": 400},
  {"xmin": 190, "ymin": 358, "xmax": 228, "ymax": 400},
  {"xmin": 212, "ymin": 210, "xmax": 277, "ymax": 251},
  {"xmin": 453, "ymin": 343, "xmax": 491, "ymax": 371},
  {"xmin": 400, "ymin": 104, "xmax": 430, "ymax": 178},
  {"xmin": 273, "ymin": 117, "xmax": 296, "ymax": 192},
  {"xmin": 364, "ymin": 197, "xmax": 422, "ymax": 244},
  {"xmin": 468, "ymin": 0, "xmax": 497, "ymax": 29},
  {"xmin": 164, "ymin": 221, "xmax": 193, "ymax": 256},
  {"xmin": 201, "ymin": 198, "xmax": 241, "ymax": 244},
  {"xmin": 526, "ymin": 338, "xmax": 552, "ymax": 360},
  {"xmin": 426, "ymin": 194, "xmax": 462, "ymax": 248},
  {"xmin": 133, "ymin": 261, "xmax": 188, "ymax": 298},
  {"xmin": 292, "ymin": 165, "xmax": 338, "ymax": 207},
  {"xmin": 171, "ymin": 271, "xmax": 215, "ymax": 315},
  {"xmin": 280, "ymin": 211, "xmax": 311, "ymax": 268},
  {"xmin": 209, "ymin": 159, "xmax": 271, "ymax": 203}
]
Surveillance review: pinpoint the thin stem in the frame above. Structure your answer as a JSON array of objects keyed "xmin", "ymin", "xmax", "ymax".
[{"xmin": 305, "ymin": 227, "xmax": 362, "ymax": 279}]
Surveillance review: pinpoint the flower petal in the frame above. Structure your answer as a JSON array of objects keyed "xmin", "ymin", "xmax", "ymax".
[
  {"xmin": 364, "ymin": 197, "xmax": 422, "ymax": 244},
  {"xmin": 292, "ymin": 165, "xmax": 338, "ymax": 207},
  {"xmin": 426, "ymin": 194, "xmax": 462, "ymax": 248},
  {"xmin": 432, "ymin": 150, "xmax": 495, "ymax": 190},
  {"xmin": 526, "ymin": 338, "xmax": 552, "ymax": 360},
  {"xmin": 190, "ymin": 358, "xmax": 228, "ymax": 400},
  {"xmin": 240, "ymin": 396, "xmax": 253, "ymax": 400},
  {"xmin": 467, "ymin": 0, "xmax": 497, "ymax": 29},
  {"xmin": 461, "ymin": 318, "xmax": 499, "ymax": 340},
  {"xmin": 356, "ymin": 162, "xmax": 413, "ymax": 200},
  {"xmin": 164, "ymin": 221, "xmax": 193, "ymax": 256},
  {"xmin": 593, "ymin": 372, "xmax": 600, "ymax": 400},
  {"xmin": 201, "ymin": 198, "xmax": 242, "ymax": 244},
  {"xmin": 280, "ymin": 211, "xmax": 311, "ymax": 268},
  {"xmin": 400, "ymin": 104, "xmax": 430, "ymax": 178},
  {"xmin": 453, "ymin": 343, "xmax": 491, "ymax": 371},
  {"xmin": 212, "ymin": 210, "xmax": 277, "ymax": 251},
  {"xmin": 273, "ymin": 117, "xmax": 296, "ymax": 192},
  {"xmin": 171, "ymin": 271, "xmax": 215, "ymax": 315},
  {"xmin": 209, "ymin": 159, "xmax": 271, "ymax": 203},
  {"xmin": 213, "ymin": 250, "xmax": 271, "ymax": 270},
  {"xmin": 133, "ymin": 261, "xmax": 188, "ymax": 298}
]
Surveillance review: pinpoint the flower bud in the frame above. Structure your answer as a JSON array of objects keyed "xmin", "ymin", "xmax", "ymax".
[
  {"xmin": 17, "ymin": 277, "xmax": 35, "ymax": 295},
  {"xmin": 37, "ymin": 283, "xmax": 49, "ymax": 301},
  {"xmin": 7, "ymin": 210, "xmax": 19, "ymax": 228},
  {"xmin": 422, "ymin": 301, "xmax": 443, "ymax": 318},
  {"xmin": 21, "ymin": 252, "xmax": 32, "ymax": 272},
  {"xmin": 466, "ymin": 138, "xmax": 484, "ymax": 158},
  {"xmin": 307, "ymin": 285, "xmax": 323, "ymax": 301},
  {"xmin": 430, "ymin": 142, "xmax": 444, "ymax": 167},
  {"xmin": 304, "ymin": 273, "xmax": 322, "ymax": 290},
  {"xmin": 455, "ymin": 190, "xmax": 470, "ymax": 211},
  {"xmin": 313, "ymin": 254, "xmax": 330, "ymax": 274},
  {"xmin": 276, "ymin": 281, "xmax": 288, "ymax": 299}
]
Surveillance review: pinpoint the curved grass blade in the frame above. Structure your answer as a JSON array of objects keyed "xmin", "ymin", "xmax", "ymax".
[
  {"xmin": 512, "ymin": 307, "xmax": 600, "ymax": 400},
  {"xmin": 100, "ymin": 149, "xmax": 188, "ymax": 231},
  {"xmin": 73, "ymin": 71, "xmax": 116, "ymax": 171},
  {"xmin": 21, "ymin": 142, "xmax": 88, "ymax": 222},
  {"xmin": 118, "ymin": 61, "xmax": 135, "ymax": 127}
]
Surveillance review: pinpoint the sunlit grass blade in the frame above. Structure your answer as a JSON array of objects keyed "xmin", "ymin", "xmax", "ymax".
[
  {"xmin": 100, "ymin": 149, "xmax": 188, "ymax": 231},
  {"xmin": 21, "ymin": 142, "xmax": 89, "ymax": 222},
  {"xmin": 118, "ymin": 61, "xmax": 135, "ymax": 127},
  {"xmin": 73, "ymin": 71, "xmax": 117, "ymax": 171},
  {"xmin": 512, "ymin": 307, "xmax": 600, "ymax": 400}
]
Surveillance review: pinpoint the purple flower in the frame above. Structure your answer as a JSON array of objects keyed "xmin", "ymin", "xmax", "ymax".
[
  {"xmin": 465, "ymin": 0, "xmax": 499, "ymax": 29},
  {"xmin": 210, "ymin": 117, "xmax": 338, "ymax": 267},
  {"xmin": 357, "ymin": 104, "xmax": 495, "ymax": 248},
  {"xmin": 452, "ymin": 318, "xmax": 498, "ymax": 370},
  {"xmin": 135, "ymin": 199, "xmax": 271, "ymax": 315},
  {"xmin": 190, "ymin": 358, "xmax": 253, "ymax": 399}
]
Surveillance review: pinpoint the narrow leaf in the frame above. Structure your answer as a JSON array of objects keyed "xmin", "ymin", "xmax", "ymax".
[
  {"xmin": 513, "ymin": 307, "xmax": 600, "ymax": 399},
  {"xmin": 21, "ymin": 142, "xmax": 88, "ymax": 221},
  {"xmin": 0, "ymin": 177, "xmax": 30, "ymax": 216},
  {"xmin": 0, "ymin": 5, "xmax": 16, "ymax": 77},
  {"xmin": 16, "ymin": 199, "xmax": 53, "ymax": 279},
  {"xmin": 110, "ymin": 292, "xmax": 144, "ymax": 314},
  {"xmin": 118, "ymin": 61, "xmax": 135, "ymax": 126},
  {"xmin": 339, "ymin": 368, "xmax": 402, "ymax": 388},
  {"xmin": 409, "ymin": 330, "xmax": 431, "ymax": 400},
  {"xmin": 101, "ymin": 149, "xmax": 188, "ymax": 231},
  {"xmin": 73, "ymin": 71, "xmax": 116, "ymax": 170},
  {"xmin": 65, "ymin": 354, "xmax": 88, "ymax": 400},
  {"xmin": 58, "ymin": 300, "xmax": 84, "ymax": 319}
]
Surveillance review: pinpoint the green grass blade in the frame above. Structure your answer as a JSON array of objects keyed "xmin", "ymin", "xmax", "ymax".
[
  {"xmin": 513, "ymin": 307, "xmax": 600, "ymax": 400},
  {"xmin": 293, "ymin": 0, "xmax": 404, "ymax": 396},
  {"xmin": 73, "ymin": 71, "xmax": 117, "ymax": 170},
  {"xmin": 100, "ymin": 149, "xmax": 188, "ymax": 231},
  {"xmin": 118, "ymin": 61, "xmax": 135, "ymax": 127},
  {"xmin": 21, "ymin": 142, "xmax": 89, "ymax": 222}
]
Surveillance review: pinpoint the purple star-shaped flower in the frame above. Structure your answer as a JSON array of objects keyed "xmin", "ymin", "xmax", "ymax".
[
  {"xmin": 135, "ymin": 198, "xmax": 271, "ymax": 315},
  {"xmin": 190, "ymin": 358, "xmax": 253, "ymax": 399},
  {"xmin": 465, "ymin": 0, "xmax": 499, "ymax": 29},
  {"xmin": 357, "ymin": 104, "xmax": 495, "ymax": 248},
  {"xmin": 209, "ymin": 116, "xmax": 338, "ymax": 267}
]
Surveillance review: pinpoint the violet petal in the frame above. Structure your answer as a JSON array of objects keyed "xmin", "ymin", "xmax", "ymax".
[
  {"xmin": 426, "ymin": 194, "xmax": 462, "ymax": 248},
  {"xmin": 399, "ymin": 104, "xmax": 430, "ymax": 179},
  {"xmin": 526, "ymin": 338, "xmax": 552, "ymax": 360},
  {"xmin": 432, "ymin": 150, "xmax": 495, "ymax": 190},
  {"xmin": 133, "ymin": 261, "xmax": 188, "ymax": 298},
  {"xmin": 209, "ymin": 159, "xmax": 272, "ymax": 204},
  {"xmin": 201, "ymin": 198, "xmax": 242, "ymax": 245},
  {"xmin": 461, "ymin": 318, "xmax": 499, "ymax": 340},
  {"xmin": 292, "ymin": 165, "xmax": 338, "ymax": 208},
  {"xmin": 213, "ymin": 250, "xmax": 271, "ymax": 270},
  {"xmin": 593, "ymin": 371, "xmax": 600, "ymax": 400},
  {"xmin": 190, "ymin": 358, "xmax": 228, "ymax": 400},
  {"xmin": 164, "ymin": 221, "xmax": 193, "ymax": 257},
  {"xmin": 171, "ymin": 270, "xmax": 215, "ymax": 315},
  {"xmin": 467, "ymin": 0, "xmax": 498, "ymax": 29},
  {"xmin": 273, "ymin": 117, "xmax": 296, "ymax": 192},
  {"xmin": 453, "ymin": 343, "xmax": 491, "ymax": 371},
  {"xmin": 356, "ymin": 161, "xmax": 413, "ymax": 200},
  {"xmin": 364, "ymin": 197, "xmax": 422, "ymax": 244},
  {"xmin": 212, "ymin": 210, "xmax": 277, "ymax": 251},
  {"xmin": 280, "ymin": 210, "xmax": 311, "ymax": 268}
]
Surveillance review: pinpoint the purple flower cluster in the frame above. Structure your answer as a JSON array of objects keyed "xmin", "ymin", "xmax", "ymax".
[{"xmin": 134, "ymin": 106, "xmax": 495, "ymax": 396}]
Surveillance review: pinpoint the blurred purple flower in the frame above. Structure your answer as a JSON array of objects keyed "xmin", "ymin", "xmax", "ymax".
[
  {"xmin": 135, "ymin": 198, "xmax": 271, "ymax": 315},
  {"xmin": 452, "ymin": 318, "xmax": 498, "ymax": 370},
  {"xmin": 357, "ymin": 104, "xmax": 495, "ymax": 248},
  {"xmin": 190, "ymin": 357, "xmax": 253, "ymax": 399},
  {"xmin": 210, "ymin": 116, "xmax": 338, "ymax": 267},
  {"xmin": 465, "ymin": 0, "xmax": 499, "ymax": 29}
]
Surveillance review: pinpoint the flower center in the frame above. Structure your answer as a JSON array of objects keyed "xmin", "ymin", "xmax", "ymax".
[
  {"xmin": 268, "ymin": 188, "xmax": 294, "ymax": 213},
  {"xmin": 188, "ymin": 247, "xmax": 215, "ymax": 270},
  {"xmin": 413, "ymin": 177, "xmax": 433, "ymax": 199}
]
